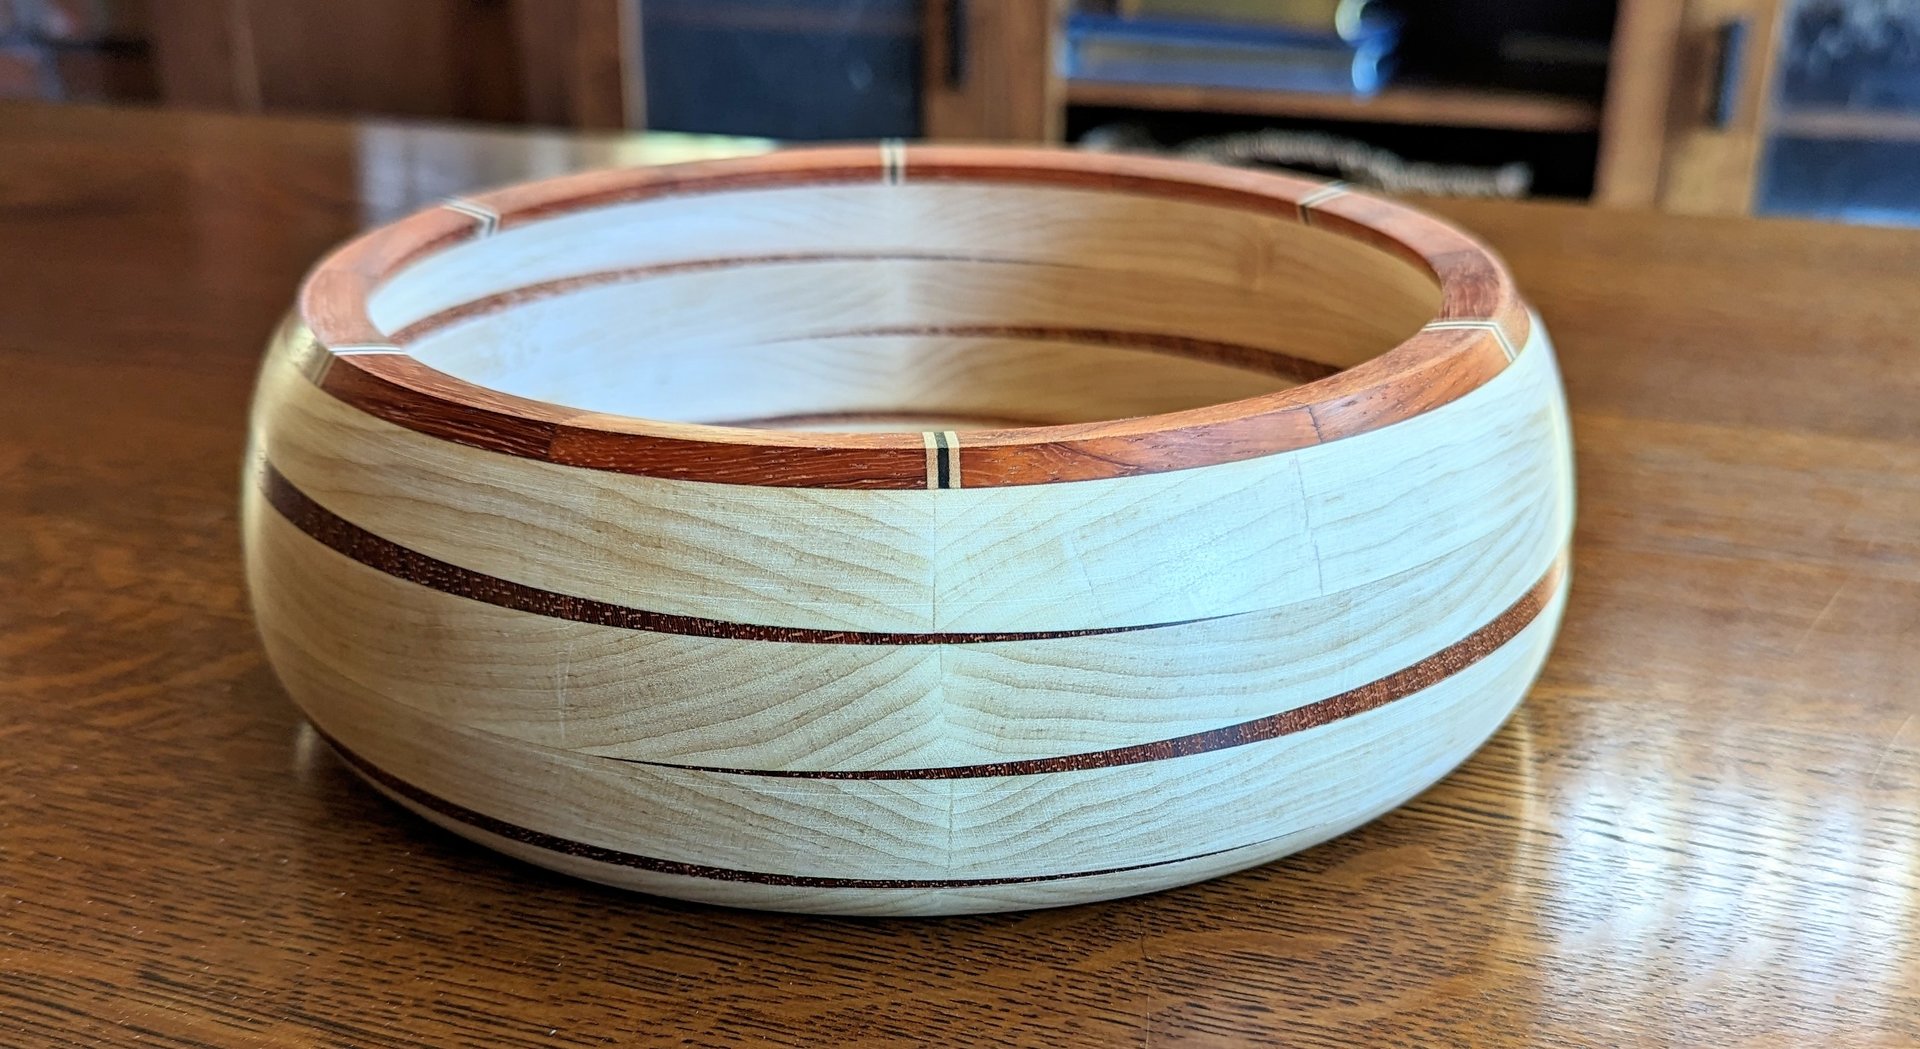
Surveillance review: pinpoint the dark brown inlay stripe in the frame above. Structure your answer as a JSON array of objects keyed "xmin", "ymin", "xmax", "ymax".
[
  {"xmin": 317, "ymin": 724, "xmax": 1288, "ymax": 890},
  {"xmin": 260, "ymin": 461, "xmax": 1213, "ymax": 645},
  {"xmin": 387, "ymin": 251, "xmax": 1014, "ymax": 344},
  {"xmin": 302, "ymin": 149, "xmax": 1531, "ymax": 490},
  {"xmin": 798, "ymin": 324, "xmax": 1341, "ymax": 384},
  {"xmin": 623, "ymin": 557, "xmax": 1565, "ymax": 780},
  {"xmin": 382, "ymin": 253, "xmax": 1343, "ymax": 387}
]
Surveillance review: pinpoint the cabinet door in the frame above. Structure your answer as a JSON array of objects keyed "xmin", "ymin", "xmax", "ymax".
[
  {"xmin": 1656, "ymin": 0, "xmax": 1790, "ymax": 214},
  {"xmin": 636, "ymin": 0, "xmax": 1061, "ymax": 142},
  {"xmin": 921, "ymin": 0, "xmax": 1063, "ymax": 142},
  {"xmin": 1602, "ymin": 0, "xmax": 1920, "ymax": 222},
  {"xmin": 1597, "ymin": 0, "xmax": 1787, "ymax": 213},
  {"xmin": 639, "ymin": 0, "xmax": 922, "ymax": 139}
]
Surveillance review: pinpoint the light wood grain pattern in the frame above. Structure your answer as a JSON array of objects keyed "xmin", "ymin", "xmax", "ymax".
[
  {"xmin": 255, "ymin": 315, "xmax": 1566, "ymax": 632},
  {"xmin": 298, "ymin": 146, "xmax": 1529, "ymax": 489},
  {"xmin": 342, "ymin": 601, "xmax": 1554, "ymax": 915},
  {"xmin": 245, "ymin": 469, "xmax": 1564, "ymax": 770},
  {"xmin": 241, "ymin": 143, "xmax": 1575, "ymax": 911},
  {"xmin": 255, "ymin": 582, "xmax": 1565, "ymax": 896},
  {"xmin": 365, "ymin": 182, "xmax": 1441, "ymax": 333},
  {"xmin": 9, "ymin": 104, "xmax": 1920, "ymax": 1044},
  {"xmin": 392, "ymin": 256, "xmax": 1387, "ymax": 412}
]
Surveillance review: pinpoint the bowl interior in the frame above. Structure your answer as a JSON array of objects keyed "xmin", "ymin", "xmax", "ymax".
[{"xmin": 366, "ymin": 179, "xmax": 1443, "ymax": 432}]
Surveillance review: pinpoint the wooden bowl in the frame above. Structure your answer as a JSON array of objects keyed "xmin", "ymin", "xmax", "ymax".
[{"xmin": 244, "ymin": 145, "xmax": 1574, "ymax": 916}]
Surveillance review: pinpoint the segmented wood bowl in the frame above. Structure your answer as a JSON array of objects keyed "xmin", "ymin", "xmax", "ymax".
[{"xmin": 243, "ymin": 145, "xmax": 1574, "ymax": 916}]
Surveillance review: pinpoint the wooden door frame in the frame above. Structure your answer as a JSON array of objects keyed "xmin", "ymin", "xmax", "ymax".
[
  {"xmin": 1596, "ymin": 0, "xmax": 1789, "ymax": 214},
  {"xmin": 148, "ymin": 0, "xmax": 643, "ymax": 129},
  {"xmin": 921, "ymin": 0, "xmax": 1064, "ymax": 142}
]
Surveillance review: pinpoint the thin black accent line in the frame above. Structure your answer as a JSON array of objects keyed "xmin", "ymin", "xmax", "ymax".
[{"xmin": 934, "ymin": 430, "xmax": 952, "ymax": 489}]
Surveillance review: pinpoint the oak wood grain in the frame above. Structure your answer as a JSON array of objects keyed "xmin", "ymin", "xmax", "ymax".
[{"xmin": 4, "ymin": 102, "xmax": 1919, "ymax": 1044}]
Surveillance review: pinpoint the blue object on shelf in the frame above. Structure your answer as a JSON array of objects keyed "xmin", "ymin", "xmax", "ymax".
[{"xmin": 1063, "ymin": 12, "xmax": 1400, "ymax": 97}]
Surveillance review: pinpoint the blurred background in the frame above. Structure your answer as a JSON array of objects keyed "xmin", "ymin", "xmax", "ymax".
[{"xmin": 3, "ymin": 0, "xmax": 1916, "ymax": 226}]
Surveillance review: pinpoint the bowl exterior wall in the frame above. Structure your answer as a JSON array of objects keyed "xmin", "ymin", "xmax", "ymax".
[{"xmin": 243, "ymin": 313, "xmax": 1574, "ymax": 916}]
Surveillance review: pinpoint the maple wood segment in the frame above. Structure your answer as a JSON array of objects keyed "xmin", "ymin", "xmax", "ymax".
[
  {"xmin": 296, "ymin": 145, "xmax": 1527, "ymax": 489},
  {"xmin": 256, "ymin": 316, "xmax": 1568, "ymax": 634},
  {"xmin": 23, "ymin": 104, "xmax": 1920, "ymax": 1043},
  {"xmin": 243, "ymin": 144, "xmax": 1577, "ymax": 913}
]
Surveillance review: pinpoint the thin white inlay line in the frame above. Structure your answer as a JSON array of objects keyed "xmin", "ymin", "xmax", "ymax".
[
  {"xmin": 1423, "ymin": 320, "xmax": 1518, "ymax": 362},
  {"xmin": 880, "ymin": 139, "xmax": 907, "ymax": 186},
  {"xmin": 441, "ymin": 197, "xmax": 500, "ymax": 237},
  {"xmin": 328, "ymin": 343, "xmax": 406, "ymax": 357},
  {"xmin": 921, "ymin": 431, "xmax": 941, "ymax": 491},
  {"xmin": 1296, "ymin": 181, "xmax": 1350, "ymax": 220}
]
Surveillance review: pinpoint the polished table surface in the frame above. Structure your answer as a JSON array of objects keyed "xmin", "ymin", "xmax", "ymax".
[{"xmin": 3, "ymin": 102, "xmax": 1917, "ymax": 1047}]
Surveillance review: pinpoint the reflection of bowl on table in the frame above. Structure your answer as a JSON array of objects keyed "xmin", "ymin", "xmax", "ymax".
[{"xmin": 243, "ymin": 146, "xmax": 1573, "ymax": 916}]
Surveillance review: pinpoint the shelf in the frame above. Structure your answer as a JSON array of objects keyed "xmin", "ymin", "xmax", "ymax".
[
  {"xmin": 1065, "ymin": 79, "xmax": 1603, "ymax": 133},
  {"xmin": 1772, "ymin": 107, "xmax": 1920, "ymax": 143}
]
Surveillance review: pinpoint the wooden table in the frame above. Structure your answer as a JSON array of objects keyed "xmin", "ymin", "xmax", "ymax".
[{"xmin": 4, "ymin": 103, "xmax": 1916, "ymax": 1047}]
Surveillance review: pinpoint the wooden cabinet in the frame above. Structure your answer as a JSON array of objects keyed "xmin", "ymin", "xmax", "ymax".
[
  {"xmin": 1596, "ymin": 0, "xmax": 1791, "ymax": 214},
  {"xmin": 1657, "ymin": 0, "xmax": 1789, "ymax": 214},
  {"xmin": 962, "ymin": 0, "xmax": 1919, "ymax": 221},
  {"xmin": 148, "ymin": 0, "xmax": 637, "ymax": 128},
  {"xmin": 137, "ymin": 0, "xmax": 1919, "ymax": 221},
  {"xmin": 1602, "ymin": 0, "xmax": 1920, "ymax": 220},
  {"xmin": 921, "ymin": 0, "xmax": 1065, "ymax": 141}
]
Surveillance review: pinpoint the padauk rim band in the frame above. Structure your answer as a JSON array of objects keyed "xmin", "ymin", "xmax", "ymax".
[{"xmin": 296, "ymin": 145, "xmax": 1530, "ymax": 489}]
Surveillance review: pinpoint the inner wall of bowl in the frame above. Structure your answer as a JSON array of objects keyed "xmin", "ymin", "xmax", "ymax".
[{"xmin": 368, "ymin": 181, "xmax": 1443, "ymax": 431}]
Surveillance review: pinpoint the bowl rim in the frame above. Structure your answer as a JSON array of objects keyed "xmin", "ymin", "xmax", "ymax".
[{"xmin": 296, "ymin": 144, "xmax": 1530, "ymax": 490}]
